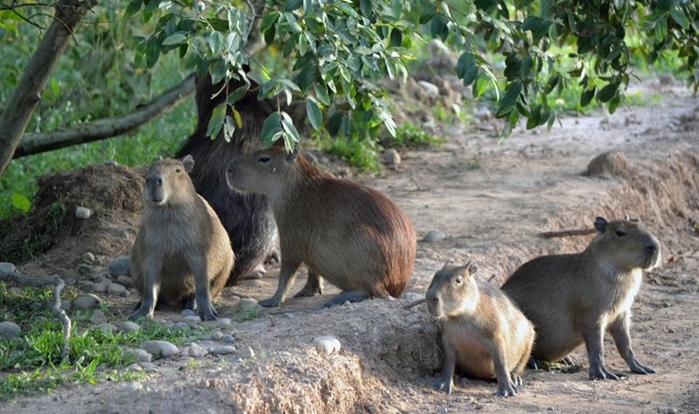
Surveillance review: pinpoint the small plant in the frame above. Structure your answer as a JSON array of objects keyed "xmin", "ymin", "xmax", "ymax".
[{"xmin": 382, "ymin": 122, "xmax": 444, "ymax": 150}]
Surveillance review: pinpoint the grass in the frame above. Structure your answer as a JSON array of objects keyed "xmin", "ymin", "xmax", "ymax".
[{"xmin": 0, "ymin": 282, "xmax": 213, "ymax": 401}]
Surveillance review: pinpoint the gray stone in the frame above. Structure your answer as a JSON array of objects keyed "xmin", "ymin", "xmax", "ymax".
[
  {"xmin": 108, "ymin": 256, "xmax": 131, "ymax": 277},
  {"xmin": 140, "ymin": 340, "xmax": 180, "ymax": 359},
  {"xmin": 123, "ymin": 347, "xmax": 152, "ymax": 363},
  {"xmin": 89, "ymin": 310, "xmax": 108, "ymax": 325},
  {"xmin": 222, "ymin": 335, "xmax": 236, "ymax": 344},
  {"xmin": 119, "ymin": 321, "xmax": 140, "ymax": 333},
  {"xmin": 183, "ymin": 315, "xmax": 202, "ymax": 324},
  {"xmin": 174, "ymin": 322, "xmax": 191, "ymax": 330},
  {"xmin": 116, "ymin": 275, "xmax": 134, "ymax": 288},
  {"xmin": 99, "ymin": 323, "xmax": 118, "ymax": 334},
  {"xmin": 75, "ymin": 206, "xmax": 91, "ymax": 219},
  {"xmin": 401, "ymin": 292, "xmax": 424, "ymax": 302},
  {"xmin": 383, "ymin": 149, "xmax": 401, "ymax": 169},
  {"xmin": 125, "ymin": 363, "xmax": 143, "ymax": 373},
  {"xmin": 141, "ymin": 362, "xmax": 158, "ymax": 373},
  {"xmin": 216, "ymin": 318, "xmax": 232, "ymax": 327},
  {"xmin": 74, "ymin": 294, "xmax": 101, "ymax": 310},
  {"xmin": 81, "ymin": 252, "xmax": 96, "ymax": 263},
  {"xmin": 181, "ymin": 309, "xmax": 196, "ymax": 318},
  {"xmin": 91, "ymin": 282, "xmax": 107, "ymax": 293},
  {"xmin": 417, "ymin": 80, "xmax": 439, "ymax": 96},
  {"xmin": 203, "ymin": 330, "xmax": 223, "ymax": 341},
  {"xmin": 238, "ymin": 346, "xmax": 255, "ymax": 360},
  {"xmin": 188, "ymin": 343, "xmax": 208, "ymax": 358},
  {"xmin": 422, "ymin": 230, "xmax": 446, "ymax": 243},
  {"xmin": 0, "ymin": 262, "xmax": 16, "ymax": 274},
  {"xmin": 121, "ymin": 382, "xmax": 143, "ymax": 393},
  {"xmin": 313, "ymin": 336, "xmax": 341, "ymax": 355},
  {"xmin": 107, "ymin": 282, "xmax": 127, "ymax": 296},
  {"xmin": 0, "ymin": 321, "xmax": 21, "ymax": 339},
  {"xmin": 210, "ymin": 345, "xmax": 237, "ymax": 355},
  {"xmin": 60, "ymin": 299, "xmax": 72, "ymax": 311}
]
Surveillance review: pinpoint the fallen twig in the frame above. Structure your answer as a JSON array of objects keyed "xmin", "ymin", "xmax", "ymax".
[
  {"xmin": 538, "ymin": 228, "xmax": 597, "ymax": 239},
  {"xmin": 402, "ymin": 298, "xmax": 426, "ymax": 310}
]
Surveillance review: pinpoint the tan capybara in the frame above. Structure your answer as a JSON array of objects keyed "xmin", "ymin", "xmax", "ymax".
[
  {"xmin": 426, "ymin": 261, "xmax": 535, "ymax": 396},
  {"xmin": 501, "ymin": 216, "xmax": 661, "ymax": 380},
  {"xmin": 130, "ymin": 155, "xmax": 234, "ymax": 321},
  {"xmin": 225, "ymin": 146, "xmax": 416, "ymax": 307}
]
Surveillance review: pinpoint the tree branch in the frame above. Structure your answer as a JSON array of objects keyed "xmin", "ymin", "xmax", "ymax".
[
  {"xmin": 13, "ymin": 73, "xmax": 196, "ymax": 158},
  {"xmin": 0, "ymin": 269, "xmax": 72, "ymax": 362},
  {"xmin": 0, "ymin": 0, "xmax": 98, "ymax": 176}
]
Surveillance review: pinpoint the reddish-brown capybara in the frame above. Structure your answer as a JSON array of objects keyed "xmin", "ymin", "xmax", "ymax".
[
  {"xmin": 130, "ymin": 155, "xmax": 234, "ymax": 321},
  {"xmin": 225, "ymin": 146, "xmax": 416, "ymax": 307}
]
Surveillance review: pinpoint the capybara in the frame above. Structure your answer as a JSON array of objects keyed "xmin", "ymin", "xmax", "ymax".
[
  {"xmin": 130, "ymin": 155, "xmax": 234, "ymax": 321},
  {"xmin": 501, "ymin": 216, "xmax": 661, "ymax": 380},
  {"xmin": 225, "ymin": 146, "xmax": 416, "ymax": 307},
  {"xmin": 426, "ymin": 261, "xmax": 535, "ymax": 396},
  {"xmin": 175, "ymin": 74, "xmax": 278, "ymax": 284}
]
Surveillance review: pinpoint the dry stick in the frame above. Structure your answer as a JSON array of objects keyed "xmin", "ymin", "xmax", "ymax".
[
  {"xmin": 0, "ymin": 269, "xmax": 72, "ymax": 361},
  {"xmin": 403, "ymin": 298, "xmax": 426, "ymax": 310},
  {"xmin": 538, "ymin": 227, "xmax": 597, "ymax": 239}
]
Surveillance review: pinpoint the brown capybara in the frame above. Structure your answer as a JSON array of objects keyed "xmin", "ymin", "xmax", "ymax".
[
  {"xmin": 426, "ymin": 261, "xmax": 535, "ymax": 396},
  {"xmin": 130, "ymin": 155, "xmax": 234, "ymax": 321},
  {"xmin": 501, "ymin": 216, "xmax": 661, "ymax": 380},
  {"xmin": 175, "ymin": 74, "xmax": 278, "ymax": 285},
  {"xmin": 225, "ymin": 146, "xmax": 416, "ymax": 307}
]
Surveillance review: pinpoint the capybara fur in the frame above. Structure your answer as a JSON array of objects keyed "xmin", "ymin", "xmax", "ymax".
[
  {"xmin": 130, "ymin": 155, "xmax": 234, "ymax": 321},
  {"xmin": 426, "ymin": 261, "xmax": 535, "ymax": 396},
  {"xmin": 225, "ymin": 146, "xmax": 416, "ymax": 307},
  {"xmin": 175, "ymin": 74, "xmax": 278, "ymax": 285},
  {"xmin": 501, "ymin": 216, "xmax": 661, "ymax": 380}
]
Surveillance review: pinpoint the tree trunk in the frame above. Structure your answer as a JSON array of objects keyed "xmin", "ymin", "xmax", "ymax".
[
  {"xmin": 0, "ymin": 0, "xmax": 98, "ymax": 176},
  {"xmin": 14, "ymin": 74, "xmax": 196, "ymax": 158}
]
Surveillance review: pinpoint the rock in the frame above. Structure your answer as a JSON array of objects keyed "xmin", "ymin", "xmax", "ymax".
[
  {"xmin": 216, "ymin": 318, "xmax": 233, "ymax": 327},
  {"xmin": 89, "ymin": 310, "xmax": 107, "ymax": 325},
  {"xmin": 183, "ymin": 315, "xmax": 202, "ymax": 324},
  {"xmin": 81, "ymin": 252, "xmax": 96, "ymax": 263},
  {"xmin": 417, "ymin": 81, "xmax": 439, "ymax": 97},
  {"xmin": 188, "ymin": 343, "xmax": 208, "ymax": 358},
  {"xmin": 210, "ymin": 345, "xmax": 237, "ymax": 355},
  {"xmin": 119, "ymin": 321, "xmax": 140, "ymax": 333},
  {"xmin": 585, "ymin": 151, "xmax": 628, "ymax": 178},
  {"xmin": 181, "ymin": 309, "xmax": 196, "ymax": 318},
  {"xmin": 313, "ymin": 336, "xmax": 342, "ymax": 355},
  {"xmin": 174, "ymin": 322, "xmax": 191, "ymax": 330},
  {"xmin": 140, "ymin": 340, "xmax": 180, "ymax": 359},
  {"xmin": 116, "ymin": 275, "xmax": 134, "ymax": 288},
  {"xmin": 125, "ymin": 363, "xmax": 143, "ymax": 373},
  {"xmin": 383, "ymin": 149, "xmax": 401, "ymax": 169},
  {"xmin": 73, "ymin": 294, "xmax": 101, "ymax": 310},
  {"xmin": 107, "ymin": 283, "xmax": 128, "ymax": 296},
  {"xmin": 91, "ymin": 282, "xmax": 107, "ymax": 293},
  {"xmin": 99, "ymin": 323, "xmax": 118, "ymax": 334},
  {"xmin": 75, "ymin": 206, "xmax": 91, "ymax": 219},
  {"xmin": 123, "ymin": 347, "xmax": 152, "ymax": 363},
  {"xmin": 474, "ymin": 106, "xmax": 493, "ymax": 121},
  {"xmin": 203, "ymin": 330, "xmax": 224, "ymax": 341},
  {"xmin": 0, "ymin": 262, "xmax": 16, "ymax": 274},
  {"xmin": 240, "ymin": 297, "xmax": 259, "ymax": 308},
  {"xmin": 222, "ymin": 335, "xmax": 236, "ymax": 344},
  {"xmin": 238, "ymin": 346, "xmax": 255, "ymax": 360},
  {"xmin": 108, "ymin": 256, "xmax": 131, "ymax": 277},
  {"xmin": 422, "ymin": 230, "xmax": 446, "ymax": 243},
  {"xmin": 121, "ymin": 382, "xmax": 143, "ymax": 393},
  {"xmin": 0, "ymin": 321, "xmax": 21, "ymax": 339},
  {"xmin": 141, "ymin": 362, "xmax": 158, "ymax": 373},
  {"xmin": 60, "ymin": 299, "xmax": 72, "ymax": 311}
]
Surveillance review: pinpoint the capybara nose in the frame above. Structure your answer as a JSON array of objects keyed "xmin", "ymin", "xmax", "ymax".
[{"xmin": 645, "ymin": 243, "xmax": 656, "ymax": 254}]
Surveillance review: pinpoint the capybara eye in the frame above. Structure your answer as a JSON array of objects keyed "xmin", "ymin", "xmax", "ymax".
[
  {"xmin": 615, "ymin": 230, "xmax": 627, "ymax": 238},
  {"xmin": 175, "ymin": 168, "xmax": 182, "ymax": 173},
  {"xmin": 258, "ymin": 155, "xmax": 271, "ymax": 164},
  {"xmin": 454, "ymin": 276, "xmax": 463, "ymax": 285}
]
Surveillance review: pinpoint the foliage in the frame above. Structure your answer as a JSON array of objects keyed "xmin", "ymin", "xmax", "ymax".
[{"xmin": 0, "ymin": 283, "xmax": 213, "ymax": 401}]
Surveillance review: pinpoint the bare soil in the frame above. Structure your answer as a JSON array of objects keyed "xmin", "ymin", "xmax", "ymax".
[{"xmin": 2, "ymin": 81, "xmax": 699, "ymax": 414}]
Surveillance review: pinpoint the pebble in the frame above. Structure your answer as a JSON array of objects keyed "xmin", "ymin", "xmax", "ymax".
[
  {"xmin": 210, "ymin": 345, "xmax": 237, "ymax": 355},
  {"xmin": 181, "ymin": 309, "xmax": 196, "ymax": 318},
  {"xmin": 99, "ymin": 323, "xmax": 118, "ymax": 334},
  {"xmin": 203, "ymin": 330, "xmax": 223, "ymax": 341},
  {"xmin": 216, "ymin": 318, "xmax": 233, "ymax": 327},
  {"xmin": 188, "ymin": 343, "xmax": 208, "ymax": 358},
  {"xmin": 140, "ymin": 340, "xmax": 180, "ymax": 359},
  {"xmin": 174, "ymin": 322, "xmax": 191, "ymax": 330},
  {"xmin": 313, "ymin": 336, "xmax": 341, "ymax": 355},
  {"xmin": 422, "ymin": 230, "xmax": 446, "ymax": 243},
  {"xmin": 0, "ymin": 321, "xmax": 21, "ymax": 339},
  {"xmin": 125, "ymin": 363, "xmax": 143, "ymax": 373},
  {"xmin": 417, "ymin": 80, "xmax": 439, "ymax": 96},
  {"xmin": 237, "ymin": 346, "xmax": 255, "ymax": 360},
  {"xmin": 383, "ymin": 149, "xmax": 401, "ymax": 169},
  {"xmin": 183, "ymin": 315, "xmax": 202, "ymax": 324},
  {"xmin": 75, "ymin": 206, "xmax": 91, "ymax": 219},
  {"xmin": 107, "ymin": 282, "xmax": 128, "ymax": 296},
  {"xmin": 123, "ymin": 347, "xmax": 152, "ymax": 363},
  {"xmin": 81, "ymin": 252, "xmax": 96, "ymax": 263},
  {"xmin": 141, "ymin": 362, "xmax": 158, "ymax": 373},
  {"xmin": 222, "ymin": 335, "xmax": 236, "ymax": 344},
  {"xmin": 0, "ymin": 262, "xmax": 16, "ymax": 274},
  {"xmin": 89, "ymin": 310, "xmax": 108, "ymax": 325},
  {"xmin": 60, "ymin": 299, "xmax": 72, "ymax": 311},
  {"xmin": 120, "ymin": 321, "xmax": 140, "ymax": 333},
  {"xmin": 401, "ymin": 292, "xmax": 424, "ymax": 303},
  {"xmin": 91, "ymin": 282, "xmax": 107, "ymax": 293},
  {"xmin": 108, "ymin": 256, "xmax": 131, "ymax": 277},
  {"xmin": 121, "ymin": 382, "xmax": 143, "ymax": 393},
  {"xmin": 73, "ymin": 294, "xmax": 101, "ymax": 310},
  {"xmin": 116, "ymin": 275, "xmax": 134, "ymax": 288}
]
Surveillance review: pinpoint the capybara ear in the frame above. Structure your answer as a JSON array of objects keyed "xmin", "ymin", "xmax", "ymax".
[
  {"xmin": 181, "ymin": 154, "xmax": 195, "ymax": 173},
  {"xmin": 623, "ymin": 213, "xmax": 630, "ymax": 221},
  {"xmin": 286, "ymin": 147, "xmax": 299, "ymax": 163},
  {"xmin": 594, "ymin": 217, "xmax": 608, "ymax": 233},
  {"xmin": 465, "ymin": 261, "xmax": 479, "ymax": 276},
  {"xmin": 441, "ymin": 259, "xmax": 456, "ymax": 270}
]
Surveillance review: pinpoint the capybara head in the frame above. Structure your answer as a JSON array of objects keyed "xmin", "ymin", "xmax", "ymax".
[
  {"xmin": 426, "ymin": 261, "xmax": 480, "ymax": 319},
  {"xmin": 225, "ymin": 146, "xmax": 298, "ymax": 196},
  {"xmin": 590, "ymin": 216, "xmax": 661, "ymax": 271},
  {"xmin": 144, "ymin": 155, "xmax": 196, "ymax": 206}
]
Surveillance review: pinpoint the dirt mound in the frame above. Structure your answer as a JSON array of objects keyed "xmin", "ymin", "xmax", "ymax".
[{"xmin": 0, "ymin": 163, "xmax": 144, "ymax": 265}]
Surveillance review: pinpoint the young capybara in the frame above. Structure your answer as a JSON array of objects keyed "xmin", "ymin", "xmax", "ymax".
[
  {"xmin": 426, "ymin": 261, "xmax": 535, "ymax": 396},
  {"xmin": 501, "ymin": 216, "xmax": 661, "ymax": 380},
  {"xmin": 175, "ymin": 74, "xmax": 278, "ymax": 285},
  {"xmin": 225, "ymin": 146, "xmax": 416, "ymax": 308},
  {"xmin": 130, "ymin": 155, "xmax": 234, "ymax": 321}
]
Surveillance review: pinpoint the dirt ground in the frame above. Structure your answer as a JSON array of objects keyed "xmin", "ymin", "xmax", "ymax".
[{"xmin": 2, "ymin": 80, "xmax": 699, "ymax": 413}]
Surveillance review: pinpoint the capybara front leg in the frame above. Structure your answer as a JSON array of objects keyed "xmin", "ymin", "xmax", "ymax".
[
  {"xmin": 259, "ymin": 260, "xmax": 302, "ymax": 307},
  {"xmin": 609, "ymin": 312, "xmax": 655, "ymax": 375}
]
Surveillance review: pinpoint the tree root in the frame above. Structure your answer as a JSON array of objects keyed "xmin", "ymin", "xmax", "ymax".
[{"xmin": 0, "ymin": 268, "xmax": 72, "ymax": 361}]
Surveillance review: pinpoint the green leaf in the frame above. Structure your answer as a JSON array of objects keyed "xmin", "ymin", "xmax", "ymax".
[
  {"xmin": 306, "ymin": 99, "xmax": 323, "ymax": 130},
  {"xmin": 125, "ymin": 0, "xmax": 143, "ymax": 18},
  {"xmin": 261, "ymin": 112, "xmax": 283, "ymax": 147},
  {"xmin": 596, "ymin": 82, "xmax": 619, "ymax": 103},
  {"xmin": 419, "ymin": 3, "xmax": 436, "ymax": 24},
  {"xmin": 296, "ymin": 64, "xmax": 317, "ymax": 92},
  {"xmin": 327, "ymin": 112, "xmax": 343, "ymax": 136},
  {"xmin": 11, "ymin": 193, "xmax": 31, "ymax": 212},
  {"xmin": 670, "ymin": 8, "xmax": 690, "ymax": 30},
  {"xmin": 360, "ymin": 0, "xmax": 372, "ymax": 17},
  {"xmin": 209, "ymin": 32, "xmax": 224, "ymax": 55},
  {"xmin": 580, "ymin": 86, "xmax": 596, "ymax": 107},
  {"xmin": 285, "ymin": 0, "xmax": 303, "ymax": 12},
  {"xmin": 207, "ymin": 18, "xmax": 229, "ymax": 32},
  {"xmin": 261, "ymin": 11, "xmax": 279, "ymax": 33},
  {"xmin": 281, "ymin": 112, "xmax": 300, "ymax": 150},
  {"xmin": 390, "ymin": 28, "xmax": 403, "ymax": 47},
  {"xmin": 206, "ymin": 104, "xmax": 226, "ymax": 140},
  {"xmin": 227, "ymin": 84, "xmax": 250, "ymax": 105},
  {"xmin": 608, "ymin": 94, "xmax": 621, "ymax": 114},
  {"xmin": 496, "ymin": 82, "xmax": 522, "ymax": 118},
  {"xmin": 457, "ymin": 52, "xmax": 479, "ymax": 86},
  {"xmin": 161, "ymin": 33, "xmax": 186, "ymax": 46},
  {"xmin": 314, "ymin": 83, "xmax": 331, "ymax": 106},
  {"xmin": 503, "ymin": 54, "xmax": 522, "ymax": 80}
]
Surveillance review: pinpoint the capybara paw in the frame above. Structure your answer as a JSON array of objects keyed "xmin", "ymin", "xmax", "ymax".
[
  {"xmin": 589, "ymin": 365, "xmax": 620, "ymax": 380},
  {"xmin": 129, "ymin": 306, "xmax": 153, "ymax": 321},
  {"xmin": 198, "ymin": 305, "xmax": 218, "ymax": 321},
  {"xmin": 294, "ymin": 286, "xmax": 322, "ymax": 298},
  {"xmin": 259, "ymin": 297, "xmax": 282, "ymax": 307},
  {"xmin": 511, "ymin": 374, "xmax": 523, "ymax": 388},
  {"xmin": 495, "ymin": 385, "xmax": 516, "ymax": 398},
  {"xmin": 433, "ymin": 379, "xmax": 453, "ymax": 394},
  {"xmin": 629, "ymin": 360, "xmax": 655, "ymax": 375}
]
